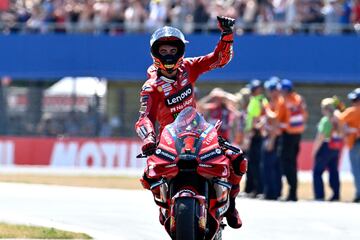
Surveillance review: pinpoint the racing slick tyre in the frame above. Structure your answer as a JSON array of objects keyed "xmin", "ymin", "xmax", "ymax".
[{"xmin": 174, "ymin": 197, "xmax": 201, "ymax": 240}]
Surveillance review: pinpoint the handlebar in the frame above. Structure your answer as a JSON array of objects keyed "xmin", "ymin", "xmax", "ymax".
[{"xmin": 218, "ymin": 136, "xmax": 241, "ymax": 153}]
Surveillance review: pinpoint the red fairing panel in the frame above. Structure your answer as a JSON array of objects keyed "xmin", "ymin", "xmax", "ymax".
[
  {"xmin": 197, "ymin": 156, "xmax": 230, "ymax": 179},
  {"xmin": 197, "ymin": 128, "xmax": 230, "ymax": 178}
]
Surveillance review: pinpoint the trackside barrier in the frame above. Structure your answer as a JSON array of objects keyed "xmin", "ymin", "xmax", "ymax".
[{"xmin": 0, "ymin": 137, "xmax": 351, "ymax": 172}]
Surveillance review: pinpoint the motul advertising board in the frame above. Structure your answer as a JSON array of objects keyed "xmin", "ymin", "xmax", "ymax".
[
  {"xmin": 0, "ymin": 137, "xmax": 145, "ymax": 169},
  {"xmin": 0, "ymin": 137, "xmax": 351, "ymax": 171}
]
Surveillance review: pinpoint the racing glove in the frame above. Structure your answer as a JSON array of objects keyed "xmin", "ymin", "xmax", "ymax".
[
  {"xmin": 217, "ymin": 16, "xmax": 235, "ymax": 36},
  {"xmin": 142, "ymin": 133, "xmax": 156, "ymax": 156}
]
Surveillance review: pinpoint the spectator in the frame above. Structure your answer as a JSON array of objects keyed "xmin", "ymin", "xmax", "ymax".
[
  {"xmin": 169, "ymin": 0, "xmax": 193, "ymax": 31},
  {"xmin": 256, "ymin": 0, "xmax": 275, "ymax": 34},
  {"xmin": 335, "ymin": 88, "xmax": 360, "ymax": 203},
  {"xmin": 108, "ymin": 0, "xmax": 125, "ymax": 34},
  {"xmin": 241, "ymin": 0, "xmax": 259, "ymax": 33},
  {"xmin": 285, "ymin": 0, "xmax": 298, "ymax": 33},
  {"xmin": 26, "ymin": 4, "xmax": 44, "ymax": 33},
  {"xmin": 322, "ymin": 0, "xmax": 343, "ymax": 34},
  {"xmin": 339, "ymin": 0, "xmax": 352, "ymax": 33},
  {"xmin": 244, "ymin": 79, "xmax": 266, "ymax": 198},
  {"xmin": 65, "ymin": 0, "xmax": 82, "ymax": 33},
  {"xmin": 312, "ymin": 97, "xmax": 341, "ymax": 201},
  {"xmin": 198, "ymin": 88, "xmax": 238, "ymax": 140},
  {"xmin": 261, "ymin": 77, "xmax": 285, "ymax": 200},
  {"xmin": 124, "ymin": 0, "xmax": 147, "ymax": 33},
  {"xmin": 145, "ymin": 0, "xmax": 167, "ymax": 32},
  {"xmin": 272, "ymin": 0, "xmax": 289, "ymax": 33},
  {"xmin": 234, "ymin": 87, "xmax": 251, "ymax": 150},
  {"xmin": 55, "ymin": 8, "xmax": 67, "ymax": 33},
  {"xmin": 193, "ymin": 0, "xmax": 210, "ymax": 33},
  {"xmin": 298, "ymin": 0, "xmax": 324, "ymax": 33},
  {"xmin": 77, "ymin": 1, "xmax": 95, "ymax": 33},
  {"xmin": 93, "ymin": 0, "xmax": 111, "ymax": 33},
  {"xmin": 279, "ymin": 79, "xmax": 308, "ymax": 201}
]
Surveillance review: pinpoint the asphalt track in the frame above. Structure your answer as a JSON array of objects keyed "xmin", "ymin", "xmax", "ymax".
[{"xmin": 0, "ymin": 182, "xmax": 359, "ymax": 240}]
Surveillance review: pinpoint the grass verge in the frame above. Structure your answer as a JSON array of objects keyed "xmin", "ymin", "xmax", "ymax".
[{"xmin": 0, "ymin": 222, "xmax": 91, "ymax": 239}]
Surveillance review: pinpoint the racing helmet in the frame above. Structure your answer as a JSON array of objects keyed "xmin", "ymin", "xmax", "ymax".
[{"xmin": 150, "ymin": 26, "xmax": 188, "ymax": 73}]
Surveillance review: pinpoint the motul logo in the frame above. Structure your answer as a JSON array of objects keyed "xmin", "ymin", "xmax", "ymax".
[
  {"xmin": 165, "ymin": 85, "xmax": 192, "ymax": 106},
  {"xmin": 50, "ymin": 141, "xmax": 145, "ymax": 168}
]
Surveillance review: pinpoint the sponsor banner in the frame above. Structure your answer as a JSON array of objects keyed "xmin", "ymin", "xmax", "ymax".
[
  {"xmin": 0, "ymin": 137, "xmax": 145, "ymax": 169},
  {"xmin": 0, "ymin": 138, "xmax": 351, "ymax": 171}
]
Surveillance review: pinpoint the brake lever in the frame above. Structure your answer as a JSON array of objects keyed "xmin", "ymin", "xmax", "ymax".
[{"xmin": 136, "ymin": 153, "xmax": 148, "ymax": 158}]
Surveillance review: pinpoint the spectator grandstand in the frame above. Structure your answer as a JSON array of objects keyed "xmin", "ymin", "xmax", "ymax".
[{"xmin": 0, "ymin": 0, "xmax": 359, "ymax": 34}]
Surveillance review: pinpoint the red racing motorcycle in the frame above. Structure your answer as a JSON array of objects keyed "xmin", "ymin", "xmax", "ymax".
[{"xmin": 138, "ymin": 107, "xmax": 242, "ymax": 240}]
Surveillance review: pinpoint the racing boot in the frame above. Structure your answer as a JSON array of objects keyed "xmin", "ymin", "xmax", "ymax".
[
  {"xmin": 225, "ymin": 197, "xmax": 242, "ymax": 228},
  {"xmin": 140, "ymin": 173, "xmax": 161, "ymax": 200},
  {"xmin": 141, "ymin": 173, "xmax": 164, "ymax": 225},
  {"xmin": 225, "ymin": 150, "xmax": 247, "ymax": 228}
]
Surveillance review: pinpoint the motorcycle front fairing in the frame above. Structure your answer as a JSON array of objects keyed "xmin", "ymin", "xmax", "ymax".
[{"xmin": 146, "ymin": 110, "xmax": 230, "ymax": 180}]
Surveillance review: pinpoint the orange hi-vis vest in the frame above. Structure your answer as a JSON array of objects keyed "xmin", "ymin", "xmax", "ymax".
[
  {"xmin": 338, "ymin": 105, "xmax": 360, "ymax": 148},
  {"xmin": 263, "ymin": 95, "xmax": 287, "ymax": 135},
  {"xmin": 284, "ymin": 92, "xmax": 308, "ymax": 134}
]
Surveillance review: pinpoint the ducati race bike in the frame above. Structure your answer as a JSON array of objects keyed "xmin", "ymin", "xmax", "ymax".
[{"xmin": 138, "ymin": 107, "xmax": 242, "ymax": 240}]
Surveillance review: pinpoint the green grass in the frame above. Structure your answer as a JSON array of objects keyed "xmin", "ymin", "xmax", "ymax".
[{"xmin": 0, "ymin": 223, "xmax": 92, "ymax": 239}]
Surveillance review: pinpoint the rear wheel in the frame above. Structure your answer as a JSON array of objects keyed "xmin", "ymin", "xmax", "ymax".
[{"xmin": 174, "ymin": 198, "xmax": 199, "ymax": 240}]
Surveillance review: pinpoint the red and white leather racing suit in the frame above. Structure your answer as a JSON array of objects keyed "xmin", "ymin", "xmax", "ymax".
[{"xmin": 135, "ymin": 33, "xmax": 247, "ymax": 200}]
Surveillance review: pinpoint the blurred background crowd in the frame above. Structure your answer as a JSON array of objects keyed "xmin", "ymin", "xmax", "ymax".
[{"xmin": 1, "ymin": 0, "xmax": 360, "ymax": 34}]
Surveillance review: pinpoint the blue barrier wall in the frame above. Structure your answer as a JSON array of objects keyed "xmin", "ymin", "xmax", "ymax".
[{"xmin": 0, "ymin": 34, "xmax": 359, "ymax": 83}]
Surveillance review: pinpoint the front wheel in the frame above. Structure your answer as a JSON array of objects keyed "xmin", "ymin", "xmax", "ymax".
[{"xmin": 174, "ymin": 198, "xmax": 200, "ymax": 240}]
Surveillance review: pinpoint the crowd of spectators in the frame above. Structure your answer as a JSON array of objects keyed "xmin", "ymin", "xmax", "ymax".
[
  {"xmin": 197, "ymin": 79, "xmax": 360, "ymax": 202},
  {"xmin": 0, "ymin": 0, "xmax": 359, "ymax": 35}
]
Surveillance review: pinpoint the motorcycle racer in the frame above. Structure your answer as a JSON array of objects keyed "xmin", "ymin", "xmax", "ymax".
[{"xmin": 135, "ymin": 16, "xmax": 247, "ymax": 229}]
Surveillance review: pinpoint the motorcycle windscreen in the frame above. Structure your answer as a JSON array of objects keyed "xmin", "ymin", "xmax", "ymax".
[{"xmin": 172, "ymin": 107, "xmax": 209, "ymax": 134}]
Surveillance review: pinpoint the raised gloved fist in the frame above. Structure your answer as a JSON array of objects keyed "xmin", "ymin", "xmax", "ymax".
[
  {"xmin": 142, "ymin": 134, "xmax": 157, "ymax": 156},
  {"xmin": 217, "ymin": 16, "xmax": 235, "ymax": 35}
]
